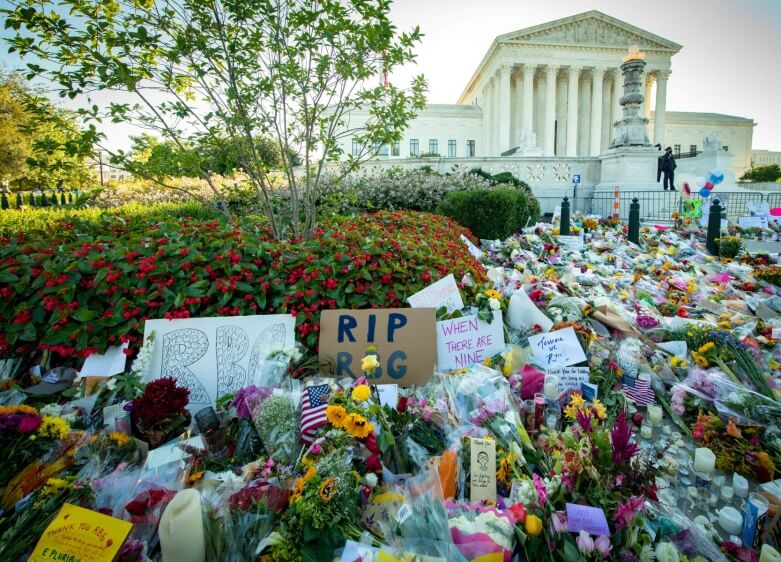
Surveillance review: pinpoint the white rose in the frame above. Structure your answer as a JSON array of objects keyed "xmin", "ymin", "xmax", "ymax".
[
  {"xmin": 489, "ymin": 298, "xmax": 501, "ymax": 310},
  {"xmin": 364, "ymin": 473, "xmax": 378, "ymax": 488},
  {"xmin": 655, "ymin": 542, "xmax": 680, "ymax": 562}
]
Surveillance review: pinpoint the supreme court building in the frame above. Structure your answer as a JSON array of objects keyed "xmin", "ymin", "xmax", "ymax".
[{"xmin": 337, "ymin": 11, "xmax": 755, "ymax": 189}]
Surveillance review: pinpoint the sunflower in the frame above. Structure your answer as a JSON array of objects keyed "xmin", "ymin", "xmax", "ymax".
[
  {"xmin": 351, "ymin": 384, "xmax": 371, "ymax": 402},
  {"xmin": 108, "ymin": 432, "xmax": 131, "ymax": 446},
  {"xmin": 484, "ymin": 289, "xmax": 502, "ymax": 300},
  {"xmin": 326, "ymin": 405, "xmax": 347, "ymax": 428},
  {"xmin": 290, "ymin": 477, "xmax": 305, "ymax": 504},
  {"xmin": 343, "ymin": 413, "xmax": 374, "ymax": 439},
  {"xmin": 303, "ymin": 467, "xmax": 317, "ymax": 482},
  {"xmin": 318, "ymin": 477, "xmax": 337, "ymax": 502},
  {"xmin": 697, "ymin": 342, "xmax": 716, "ymax": 354},
  {"xmin": 37, "ymin": 416, "xmax": 70, "ymax": 440}
]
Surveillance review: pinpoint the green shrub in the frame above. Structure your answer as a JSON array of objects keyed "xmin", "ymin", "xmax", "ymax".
[
  {"xmin": 437, "ymin": 187, "xmax": 539, "ymax": 240},
  {"xmin": 0, "ymin": 211, "xmax": 486, "ymax": 358}
]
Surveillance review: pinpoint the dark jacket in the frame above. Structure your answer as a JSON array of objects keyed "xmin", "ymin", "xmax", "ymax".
[{"xmin": 660, "ymin": 152, "xmax": 676, "ymax": 173}]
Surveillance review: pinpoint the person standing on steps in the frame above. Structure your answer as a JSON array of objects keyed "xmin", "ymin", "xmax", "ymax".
[{"xmin": 658, "ymin": 146, "xmax": 677, "ymax": 191}]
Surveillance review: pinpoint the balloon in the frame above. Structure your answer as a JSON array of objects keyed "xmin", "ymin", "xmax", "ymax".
[
  {"xmin": 683, "ymin": 182, "xmax": 691, "ymax": 196},
  {"xmin": 695, "ymin": 177, "xmax": 706, "ymax": 189},
  {"xmin": 699, "ymin": 187, "xmax": 711, "ymax": 197},
  {"xmin": 707, "ymin": 170, "xmax": 724, "ymax": 185},
  {"xmin": 705, "ymin": 182, "xmax": 714, "ymax": 190}
]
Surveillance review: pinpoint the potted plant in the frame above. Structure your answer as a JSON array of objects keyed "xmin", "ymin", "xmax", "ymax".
[{"xmin": 128, "ymin": 377, "xmax": 191, "ymax": 449}]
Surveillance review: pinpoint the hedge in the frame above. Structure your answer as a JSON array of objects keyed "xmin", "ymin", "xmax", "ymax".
[
  {"xmin": 436, "ymin": 187, "xmax": 540, "ymax": 240},
  {"xmin": 0, "ymin": 211, "xmax": 486, "ymax": 359}
]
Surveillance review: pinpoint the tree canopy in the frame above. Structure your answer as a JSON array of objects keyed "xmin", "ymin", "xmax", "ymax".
[
  {"xmin": 0, "ymin": 72, "xmax": 93, "ymax": 190},
  {"xmin": 741, "ymin": 164, "xmax": 781, "ymax": 183},
  {"xmin": 3, "ymin": 0, "xmax": 427, "ymax": 238}
]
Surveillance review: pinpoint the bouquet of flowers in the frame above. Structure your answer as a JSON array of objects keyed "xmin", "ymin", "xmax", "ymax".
[
  {"xmin": 128, "ymin": 377, "xmax": 190, "ymax": 449},
  {"xmin": 75, "ymin": 431, "xmax": 139, "ymax": 479},
  {"xmin": 224, "ymin": 478, "xmax": 290, "ymax": 562},
  {"xmin": 246, "ymin": 386, "xmax": 301, "ymax": 466},
  {"xmin": 447, "ymin": 501, "xmax": 516, "ymax": 562},
  {"xmin": 0, "ymin": 404, "xmax": 46, "ymax": 490},
  {"xmin": 89, "ymin": 371, "xmax": 145, "ymax": 430},
  {"xmin": 252, "ymin": 345, "xmax": 303, "ymax": 388}
]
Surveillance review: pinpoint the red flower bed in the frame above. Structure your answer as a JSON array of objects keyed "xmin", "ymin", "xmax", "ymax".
[{"xmin": 0, "ymin": 211, "xmax": 485, "ymax": 358}]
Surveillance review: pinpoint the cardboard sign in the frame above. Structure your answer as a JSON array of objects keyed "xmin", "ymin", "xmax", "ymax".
[
  {"xmin": 557, "ymin": 235, "xmax": 585, "ymax": 252},
  {"xmin": 547, "ymin": 367, "xmax": 590, "ymax": 392},
  {"xmin": 407, "ymin": 274, "xmax": 464, "ymax": 314},
  {"xmin": 460, "ymin": 234, "xmax": 483, "ymax": 259},
  {"xmin": 436, "ymin": 310, "xmax": 504, "ymax": 371},
  {"xmin": 80, "ymin": 344, "xmax": 129, "ymax": 378},
  {"xmin": 144, "ymin": 314, "xmax": 295, "ymax": 409},
  {"xmin": 28, "ymin": 503, "xmax": 132, "ymax": 562},
  {"xmin": 528, "ymin": 327, "xmax": 587, "ymax": 369},
  {"xmin": 469, "ymin": 437, "xmax": 496, "ymax": 502},
  {"xmin": 319, "ymin": 309, "xmax": 437, "ymax": 386},
  {"xmin": 738, "ymin": 216, "xmax": 769, "ymax": 229},
  {"xmin": 566, "ymin": 503, "xmax": 610, "ymax": 536}
]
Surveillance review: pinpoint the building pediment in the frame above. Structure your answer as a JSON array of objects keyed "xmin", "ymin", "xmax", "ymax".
[{"xmin": 497, "ymin": 11, "xmax": 682, "ymax": 52}]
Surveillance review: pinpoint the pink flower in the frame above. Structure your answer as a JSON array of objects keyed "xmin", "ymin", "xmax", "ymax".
[
  {"xmin": 551, "ymin": 511, "xmax": 568, "ymax": 533},
  {"xmin": 576, "ymin": 531, "xmax": 594, "ymax": 553},
  {"xmin": 594, "ymin": 536, "xmax": 612, "ymax": 558},
  {"xmin": 308, "ymin": 443, "xmax": 322, "ymax": 455},
  {"xmin": 18, "ymin": 415, "xmax": 42, "ymax": 433},
  {"xmin": 615, "ymin": 496, "xmax": 644, "ymax": 529},
  {"xmin": 533, "ymin": 473, "xmax": 548, "ymax": 506}
]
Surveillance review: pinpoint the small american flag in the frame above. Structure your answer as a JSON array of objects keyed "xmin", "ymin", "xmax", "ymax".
[
  {"xmin": 301, "ymin": 384, "xmax": 330, "ymax": 444},
  {"xmin": 622, "ymin": 376, "xmax": 655, "ymax": 406}
]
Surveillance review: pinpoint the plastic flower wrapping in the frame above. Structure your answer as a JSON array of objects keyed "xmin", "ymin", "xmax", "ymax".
[{"xmin": 4, "ymin": 216, "xmax": 781, "ymax": 562}]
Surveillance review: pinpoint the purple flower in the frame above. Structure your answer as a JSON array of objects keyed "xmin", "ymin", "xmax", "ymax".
[
  {"xmin": 551, "ymin": 511, "xmax": 567, "ymax": 533},
  {"xmin": 611, "ymin": 411, "xmax": 638, "ymax": 466},
  {"xmin": 533, "ymin": 473, "xmax": 548, "ymax": 506},
  {"xmin": 230, "ymin": 385, "xmax": 272, "ymax": 419},
  {"xmin": 594, "ymin": 536, "xmax": 612, "ymax": 558}
]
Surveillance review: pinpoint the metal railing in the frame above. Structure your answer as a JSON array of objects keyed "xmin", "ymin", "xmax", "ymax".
[{"xmin": 538, "ymin": 191, "xmax": 781, "ymax": 223}]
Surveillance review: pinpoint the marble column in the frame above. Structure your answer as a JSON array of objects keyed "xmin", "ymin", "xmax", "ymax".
[
  {"xmin": 492, "ymin": 74, "xmax": 500, "ymax": 154},
  {"xmin": 654, "ymin": 71, "xmax": 670, "ymax": 146},
  {"xmin": 498, "ymin": 65, "xmax": 512, "ymax": 154},
  {"xmin": 522, "ymin": 63, "xmax": 535, "ymax": 140},
  {"xmin": 643, "ymin": 72, "xmax": 653, "ymax": 120},
  {"xmin": 590, "ymin": 67, "xmax": 605, "ymax": 156},
  {"xmin": 544, "ymin": 65, "xmax": 558, "ymax": 156},
  {"xmin": 611, "ymin": 68, "xmax": 622, "ymax": 144},
  {"xmin": 566, "ymin": 66, "xmax": 580, "ymax": 157},
  {"xmin": 481, "ymin": 82, "xmax": 491, "ymax": 157}
]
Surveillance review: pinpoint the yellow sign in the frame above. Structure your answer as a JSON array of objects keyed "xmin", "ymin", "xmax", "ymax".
[{"xmin": 28, "ymin": 503, "xmax": 132, "ymax": 562}]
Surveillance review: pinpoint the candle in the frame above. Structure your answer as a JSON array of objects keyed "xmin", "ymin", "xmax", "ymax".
[
  {"xmin": 760, "ymin": 544, "xmax": 781, "ymax": 562},
  {"xmin": 718, "ymin": 506, "xmax": 743, "ymax": 536},
  {"xmin": 159, "ymin": 489, "xmax": 205, "ymax": 562},
  {"xmin": 662, "ymin": 423, "xmax": 672, "ymax": 435},
  {"xmin": 733, "ymin": 473, "xmax": 749, "ymax": 499},
  {"xmin": 721, "ymin": 486, "xmax": 734, "ymax": 503},
  {"xmin": 544, "ymin": 374, "xmax": 559, "ymax": 400},
  {"xmin": 640, "ymin": 420, "xmax": 653, "ymax": 439},
  {"xmin": 647, "ymin": 405, "xmax": 663, "ymax": 426},
  {"xmin": 693, "ymin": 447, "xmax": 716, "ymax": 474}
]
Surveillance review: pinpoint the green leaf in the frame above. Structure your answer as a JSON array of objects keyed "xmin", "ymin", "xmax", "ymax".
[{"xmin": 74, "ymin": 306, "xmax": 97, "ymax": 322}]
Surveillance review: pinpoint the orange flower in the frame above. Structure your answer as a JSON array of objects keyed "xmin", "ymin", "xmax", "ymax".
[
  {"xmin": 726, "ymin": 419, "xmax": 742, "ymax": 438},
  {"xmin": 186, "ymin": 471, "xmax": 205, "ymax": 485}
]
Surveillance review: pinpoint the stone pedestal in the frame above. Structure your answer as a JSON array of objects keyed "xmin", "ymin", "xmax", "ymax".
[
  {"xmin": 610, "ymin": 55, "xmax": 652, "ymax": 149},
  {"xmin": 595, "ymin": 147, "xmax": 661, "ymax": 192}
]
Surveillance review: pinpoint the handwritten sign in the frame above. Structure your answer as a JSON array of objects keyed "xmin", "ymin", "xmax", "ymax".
[
  {"xmin": 566, "ymin": 503, "xmax": 610, "ymax": 536},
  {"xmin": 407, "ymin": 274, "xmax": 464, "ymax": 314},
  {"xmin": 144, "ymin": 314, "xmax": 295, "ymax": 409},
  {"xmin": 528, "ymin": 327, "xmax": 587, "ymax": 369},
  {"xmin": 738, "ymin": 216, "xmax": 769, "ymax": 229},
  {"xmin": 28, "ymin": 503, "xmax": 132, "ymax": 562},
  {"xmin": 469, "ymin": 437, "xmax": 496, "ymax": 503},
  {"xmin": 319, "ymin": 309, "xmax": 436, "ymax": 386},
  {"xmin": 546, "ymin": 367, "xmax": 590, "ymax": 392},
  {"xmin": 557, "ymin": 235, "xmax": 585, "ymax": 252},
  {"xmin": 460, "ymin": 234, "xmax": 483, "ymax": 259},
  {"xmin": 436, "ymin": 311, "xmax": 504, "ymax": 371}
]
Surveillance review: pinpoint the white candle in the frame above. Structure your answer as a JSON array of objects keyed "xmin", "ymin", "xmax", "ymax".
[
  {"xmin": 647, "ymin": 405, "xmax": 663, "ymax": 426},
  {"xmin": 544, "ymin": 375, "xmax": 559, "ymax": 400},
  {"xmin": 159, "ymin": 489, "xmax": 205, "ymax": 562},
  {"xmin": 721, "ymin": 486, "xmax": 734, "ymax": 502},
  {"xmin": 718, "ymin": 506, "xmax": 743, "ymax": 536},
  {"xmin": 693, "ymin": 447, "xmax": 716, "ymax": 474},
  {"xmin": 760, "ymin": 544, "xmax": 781, "ymax": 562},
  {"xmin": 733, "ymin": 473, "xmax": 749, "ymax": 498}
]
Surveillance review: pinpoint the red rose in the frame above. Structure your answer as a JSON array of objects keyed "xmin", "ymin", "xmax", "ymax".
[
  {"xmin": 397, "ymin": 396, "xmax": 409, "ymax": 413},
  {"xmin": 366, "ymin": 454, "xmax": 383, "ymax": 473}
]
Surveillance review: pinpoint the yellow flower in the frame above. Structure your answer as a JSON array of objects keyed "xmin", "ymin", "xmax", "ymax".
[
  {"xmin": 326, "ymin": 405, "xmax": 347, "ymax": 428},
  {"xmin": 108, "ymin": 432, "xmax": 131, "ymax": 446},
  {"xmin": 691, "ymin": 352, "xmax": 710, "ymax": 369},
  {"xmin": 186, "ymin": 471, "xmax": 205, "ymax": 485},
  {"xmin": 37, "ymin": 416, "xmax": 70, "ymax": 440},
  {"xmin": 290, "ymin": 477, "xmax": 305, "ymax": 504},
  {"xmin": 525, "ymin": 514, "xmax": 543, "ymax": 536},
  {"xmin": 319, "ymin": 477, "xmax": 337, "ymax": 502},
  {"xmin": 670, "ymin": 356, "xmax": 681, "ymax": 368},
  {"xmin": 303, "ymin": 467, "xmax": 317, "ymax": 482},
  {"xmin": 343, "ymin": 413, "xmax": 374, "ymax": 439},
  {"xmin": 592, "ymin": 400, "xmax": 607, "ymax": 421},
  {"xmin": 351, "ymin": 384, "xmax": 371, "ymax": 402},
  {"xmin": 570, "ymin": 393, "xmax": 585, "ymax": 409},
  {"xmin": 697, "ymin": 342, "xmax": 715, "ymax": 354},
  {"xmin": 361, "ymin": 354, "xmax": 380, "ymax": 374},
  {"xmin": 564, "ymin": 402, "xmax": 579, "ymax": 421},
  {"xmin": 485, "ymin": 289, "xmax": 502, "ymax": 300},
  {"xmin": 0, "ymin": 404, "xmax": 38, "ymax": 416}
]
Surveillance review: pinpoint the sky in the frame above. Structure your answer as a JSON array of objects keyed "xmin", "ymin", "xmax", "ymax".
[{"xmin": 1, "ymin": 0, "xmax": 780, "ymax": 151}]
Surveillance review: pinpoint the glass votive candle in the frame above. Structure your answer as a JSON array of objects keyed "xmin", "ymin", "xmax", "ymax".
[
  {"xmin": 662, "ymin": 423, "xmax": 672, "ymax": 435},
  {"xmin": 647, "ymin": 405, "xmax": 663, "ymax": 426},
  {"xmin": 721, "ymin": 486, "xmax": 734, "ymax": 503},
  {"xmin": 543, "ymin": 374, "xmax": 559, "ymax": 400},
  {"xmin": 640, "ymin": 420, "xmax": 653, "ymax": 440},
  {"xmin": 733, "ymin": 473, "xmax": 749, "ymax": 499}
]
